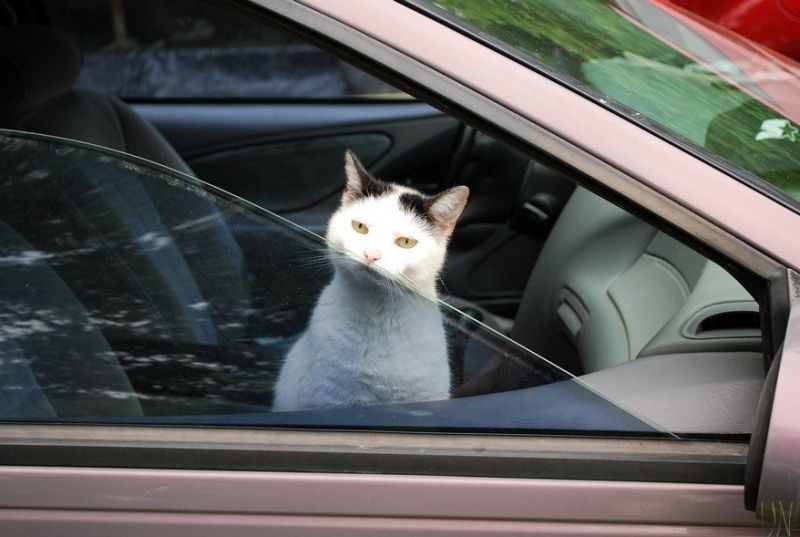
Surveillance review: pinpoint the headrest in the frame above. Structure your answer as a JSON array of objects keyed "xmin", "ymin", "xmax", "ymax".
[{"xmin": 0, "ymin": 26, "xmax": 82, "ymax": 118}]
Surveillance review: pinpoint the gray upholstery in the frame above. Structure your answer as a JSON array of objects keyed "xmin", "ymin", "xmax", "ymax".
[
  {"xmin": 508, "ymin": 187, "xmax": 765, "ymax": 433},
  {"xmin": 579, "ymin": 351, "xmax": 763, "ymax": 434},
  {"xmin": 0, "ymin": 338, "xmax": 55, "ymax": 418},
  {"xmin": 0, "ymin": 26, "xmax": 255, "ymax": 416},
  {"xmin": 511, "ymin": 188, "xmax": 658, "ymax": 373},
  {"xmin": 639, "ymin": 261, "xmax": 761, "ymax": 356},
  {"xmin": 19, "ymin": 89, "xmax": 193, "ymax": 175},
  {"xmin": 512, "ymin": 187, "xmax": 760, "ymax": 373},
  {"xmin": 71, "ymin": 168, "xmax": 219, "ymax": 345}
]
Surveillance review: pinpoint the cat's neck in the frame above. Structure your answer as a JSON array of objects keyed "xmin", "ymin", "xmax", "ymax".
[{"xmin": 331, "ymin": 266, "xmax": 439, "ymax": 313}]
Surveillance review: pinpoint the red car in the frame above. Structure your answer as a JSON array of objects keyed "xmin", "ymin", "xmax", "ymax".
[
  {"xmin": 0, "ymin": 0, "xmax": 798, "ymax": 535},
  {"xmin": 669, "ymin": 0, "xmax": 800, "ymax": 59}
]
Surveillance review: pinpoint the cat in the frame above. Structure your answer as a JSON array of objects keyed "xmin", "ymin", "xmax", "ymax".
[{"xmin": 272, "ymin": 150, "xmax": 469, "ymax": 411}]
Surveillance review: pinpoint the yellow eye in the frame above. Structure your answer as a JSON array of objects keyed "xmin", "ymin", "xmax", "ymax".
[
  {"xmin": 351, "ymin": 220, "xmax": 368, "ymax": 234},
  {"xmin": 395, "ymin": 237, "xmax": 418, "ymax": 249}
]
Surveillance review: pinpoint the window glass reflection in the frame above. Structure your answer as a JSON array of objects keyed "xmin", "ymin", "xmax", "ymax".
[{"xmin": 0, "ymin": 131, "xmax": 662, "ymax": 435}]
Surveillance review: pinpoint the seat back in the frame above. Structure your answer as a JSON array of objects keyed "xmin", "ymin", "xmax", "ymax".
[
  {"xmin": 0, "ymin": 25, "xmax": 251, "ymax": 347},
  {"xmin": 0, "ymin": 220, "xmax": 142, "ymax": 417}
]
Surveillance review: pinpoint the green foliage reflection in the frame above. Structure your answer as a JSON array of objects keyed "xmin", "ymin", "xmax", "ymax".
[{"xmin": 434, "ymin": 0, "xmax": 800, "ymax": 201}]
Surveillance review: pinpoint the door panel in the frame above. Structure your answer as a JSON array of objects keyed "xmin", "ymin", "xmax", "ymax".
[
  {"xmin": 0, "ymin": 466, "xmax": 762, "ymax": 536},
  {"xmin": 189, "ymin": 133, "xmax": 392, "ymax": 214},
  {"xmin": 446, "ymin": 225, "xmax": 543, "ymax": 317},
  {"xmin": 135, "ymin": 101, "xmax": 459, "ymax": 236},
  {"xmin": 132, "ymin": 102, "xmax": 443, "ymax": 155}
]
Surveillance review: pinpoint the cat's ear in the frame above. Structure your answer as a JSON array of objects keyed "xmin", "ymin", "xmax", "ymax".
[
  {"xmin": 343, "ymin": 150, "xmax": 371, "ymax": 203},
  {"xmin": 428, "ymin": 186, "xmax": 469, "ymax": 236}
]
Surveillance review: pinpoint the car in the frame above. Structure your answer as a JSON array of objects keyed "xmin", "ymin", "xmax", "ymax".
[
  {"xmin": 667, "ymin": 0, "xmax": 800, "ymax": 60},
  {"xmin": 0, "ymin": 0, "xmax": 798, "ymax": 535}
]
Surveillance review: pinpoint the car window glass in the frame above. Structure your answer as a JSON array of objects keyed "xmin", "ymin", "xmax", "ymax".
[
  {"xmin": 42, "ymin": 0, "xmax": 406, "ymax": 100},
  {"xmin": 0, "ymin": 130, "xmax": 673, "ymax": 436},
  {"xmin": 425, "ymin": 0, "xmax": 800, "ymax": 205}
]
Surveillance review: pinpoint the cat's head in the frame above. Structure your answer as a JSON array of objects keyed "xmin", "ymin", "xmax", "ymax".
[{"xmin": 326, "ymin": 150, "xmax": 469, "ymax": 292}]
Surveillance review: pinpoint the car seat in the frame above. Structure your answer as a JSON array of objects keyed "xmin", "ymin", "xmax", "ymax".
[
  {"xmin": 0, "ymin": 25, "xmax": 254, "ymax": 416},
  {"xmin": 0, "ymin": 219, "xmax": 142, "ymax": 417},
  {"xmin": 0, "ymin": 25, "xmax": 251, "ymax": 347}
]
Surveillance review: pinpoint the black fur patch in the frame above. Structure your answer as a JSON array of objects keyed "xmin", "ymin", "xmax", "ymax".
[
  {"xmin": 361, "ymin": 175, "xmax": 393, "ymax": 198},
  {"xmin": 398, "ymin": 192, "xmax": 434, "ymax": 225}
]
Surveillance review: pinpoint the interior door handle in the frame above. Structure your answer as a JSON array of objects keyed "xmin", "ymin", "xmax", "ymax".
[{"xmin": 520, "ymin": 193, "xmax": 559, "ymax": 230}]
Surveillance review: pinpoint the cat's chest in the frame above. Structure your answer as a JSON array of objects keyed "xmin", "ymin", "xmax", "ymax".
[
  {"xmin": 313, "ymin": 309, "xmax": 449, "ymax": 399},
  {"xmin": 311, "ymin": 287, "xmax": 445, "ymax": 358},
  {"xmin": 326, "ymin": 306, "xmax": 444, "ymax": 354}
]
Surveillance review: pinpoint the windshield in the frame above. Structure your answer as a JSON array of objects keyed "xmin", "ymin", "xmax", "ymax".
[
  {"xmin": 0, "ymin": 129, "xmax": 668, "ymax": 435},
  {"xmin": 423, "ymin": 0, "xmax": 800, "ymax": 205}
]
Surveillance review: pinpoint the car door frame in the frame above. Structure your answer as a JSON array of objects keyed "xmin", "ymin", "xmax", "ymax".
[{"xmin": 745, "ymin": 270, "xmax": 800, "ymax": 528}]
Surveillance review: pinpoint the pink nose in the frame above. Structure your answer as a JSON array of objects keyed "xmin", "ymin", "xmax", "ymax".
[{"xmin": 363, "ymin": 248, "xmax": 382, "ymax": 263}]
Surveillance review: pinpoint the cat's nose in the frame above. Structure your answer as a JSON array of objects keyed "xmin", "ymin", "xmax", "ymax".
[{"xmin": 363, "ymin": 247, "xmax": 382, "ymax": 263}]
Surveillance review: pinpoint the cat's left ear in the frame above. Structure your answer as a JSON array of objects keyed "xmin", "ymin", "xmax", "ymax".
[
  {"xmin": 342, "ymin": 150, "xmax": 372, "ymax": 203},
  {"xmin": 428, "ymin": 186, "xmax": 469, "ymax": 236}
]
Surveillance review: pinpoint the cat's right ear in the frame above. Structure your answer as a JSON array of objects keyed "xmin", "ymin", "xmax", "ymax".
[
  {"xmin": 343, "ymin": 150, "xmax": 391, "ymax": 204},
  {"xmin": 343, "ymin": 150, "xmax": 370, "ymax": 203}
]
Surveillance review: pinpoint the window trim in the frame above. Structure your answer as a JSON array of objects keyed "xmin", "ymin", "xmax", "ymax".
[
  {"xmin": 0, "ymin": 424, "xmax": 747, "ymax": 484},
  {"xmin": 0, "ymin": 463, "xmax": 759, "ymax": 528}
]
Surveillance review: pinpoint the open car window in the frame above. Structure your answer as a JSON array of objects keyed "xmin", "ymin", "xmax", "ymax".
[{"xmin": 0, "ymin": 129, "xmax": 672, "ymax": 435}]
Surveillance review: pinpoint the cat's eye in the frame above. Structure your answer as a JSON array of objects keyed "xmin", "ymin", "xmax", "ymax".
[
  {"xmin": 351, "ymin": 220, "xmax": 369, "ymax": 234},
  {"xmin": 395, "ymin": 237, "xmax": 418, "ymax": 249}
]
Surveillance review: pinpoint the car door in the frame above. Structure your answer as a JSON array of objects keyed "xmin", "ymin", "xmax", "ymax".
[
  {"xmin": 1, "ymin": 0, "xmax": 800, "ymax": 535},
  {"xmin": 0, "ymin": 127, "xmax": 770, "ymax": 536}
]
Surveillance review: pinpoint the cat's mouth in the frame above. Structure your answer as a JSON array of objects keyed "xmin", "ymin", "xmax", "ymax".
[
  {"xmin": 336, "ymin": 254, "xmax": 396, "ymax": 283},
  {"xmin": 354, "ymin": 260, "xmax": 385, "ymax": 279}
]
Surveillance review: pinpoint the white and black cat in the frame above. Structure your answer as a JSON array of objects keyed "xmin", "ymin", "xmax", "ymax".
[{"xmin": 272, "ymin": 150, "xmax": 469, "ymax": 411}]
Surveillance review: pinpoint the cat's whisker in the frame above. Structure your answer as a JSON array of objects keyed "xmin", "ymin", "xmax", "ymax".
[
  {"xmin": 293, "ymin": 258, "xmax": 335, "ymax": 270},
  {"xmin": 293, "ymin": 250, "xmax": 361, "ymax": 271},
  {"xmin": 437, "ymin": 277, "xmax": 451, "ymax": 301},
  {"xmin": 391, "ymin": 276, "xmax": 423, "ymax": 309},
  {"xmin": 292, "ymin": 253, "xmax": 332, "ymax": 263}
]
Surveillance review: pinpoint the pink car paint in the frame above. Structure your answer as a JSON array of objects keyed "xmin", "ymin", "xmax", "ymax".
[{"xmin": 0, "ymin": 466, "xmax": 766, "ymax": 535}]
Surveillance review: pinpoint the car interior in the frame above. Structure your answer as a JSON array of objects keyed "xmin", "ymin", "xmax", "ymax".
[{"xmin": 0, "ymin": 2, "xmax": 768, "ymax": 437}]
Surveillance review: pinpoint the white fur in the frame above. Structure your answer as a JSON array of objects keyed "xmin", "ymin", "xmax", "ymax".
[
  {"xmin": 271, "ymin": 270, "xmax": 450, "ymax": 410},
  {"xmin": 273, "ymin": 159, "xmax": 467, "ymax": 411},
  {"xmin": 327, "ymin": 188, "xmax": 446, "ymax": 296}
]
